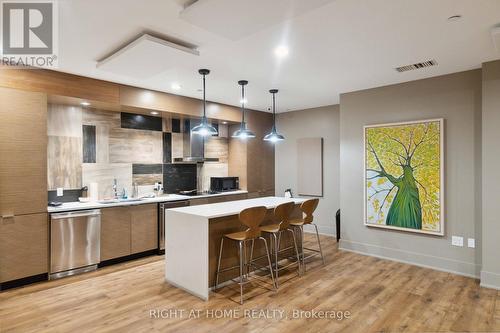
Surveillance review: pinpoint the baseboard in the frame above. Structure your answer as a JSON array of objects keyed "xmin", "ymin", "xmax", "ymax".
[
  {"xmin": 480, "ymin": 270, "xmax": 500, "ymax": 290},
  {"xmin": 98, "ymin": 249, "xmax": 158, "ymax": 268},
  {"xmin": 0, "ymin": 273, "xmax": 48, "ymax": 291},
  {"xmin": 303, "ymin": 224, "xmax": 336, "ymax": 237},
  {"xmin": 339, "ymin": 239, "xmax": 479, "ymax": 279}
]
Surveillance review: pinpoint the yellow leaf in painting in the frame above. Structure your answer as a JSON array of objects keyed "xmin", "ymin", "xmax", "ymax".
[
  {"xmin": 367, "ymin": 181, "xmax": 372, "ymax": 187},
  {"xmin": 377, "ymin": 178, "xmax": 386, "ymax": 185}
]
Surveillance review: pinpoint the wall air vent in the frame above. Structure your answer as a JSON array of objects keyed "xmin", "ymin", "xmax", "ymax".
[{"xmin": 395, "ymin": 60, "xmax": 438, "ymax": 73}]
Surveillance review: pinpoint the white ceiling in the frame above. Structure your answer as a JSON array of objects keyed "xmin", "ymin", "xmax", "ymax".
[{"xmin": 56, "ymin": 0, "xmax": 500, "ymax": 112}]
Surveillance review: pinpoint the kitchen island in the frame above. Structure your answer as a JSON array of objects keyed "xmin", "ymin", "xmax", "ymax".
[{"xmin": 165, "ymin": 196, "xmax": 306, "ymax": 300}]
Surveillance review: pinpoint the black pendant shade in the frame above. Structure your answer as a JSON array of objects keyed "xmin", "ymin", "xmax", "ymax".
[{"xmin": 263, "ymin": 89, "xmax": 285, "ymax": 142}]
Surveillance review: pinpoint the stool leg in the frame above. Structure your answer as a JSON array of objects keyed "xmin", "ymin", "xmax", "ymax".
[
  {"xmin": 260, "ymin": 236, "xmax": 277, "ymax": 291},
  {"xmin": 215, "ymin": 237, "xmax": 224, "ymax": 291},
  {"xmin": 272, "ymin": 232, "xmax": 279, "ymax": 288},
  {"xmin": 313, "ymin": 223, "xmax": 325, "ymax": 265},
  {"xmin": 288, "ymin": 229, "xmax": 302, "ymax": 276},
  {"xmin": 248, "ymin": 239, "xmax": 254, "ymax": 275},
  {"xmin": 300, "ymin": 226, "xmax": 306, "ymax": 273},
  {"xmin": 239, "ymin": 240, "xmax": 244, "ymax": 304},
  {"xmin": 243, "ymin": 239, "xmax": 248, "ymax": 279}
]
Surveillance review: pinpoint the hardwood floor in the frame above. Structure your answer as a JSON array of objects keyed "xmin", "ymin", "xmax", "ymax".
[{"xmin": 0, "ymin": 234, "xmax": 499, "ymax": 333}]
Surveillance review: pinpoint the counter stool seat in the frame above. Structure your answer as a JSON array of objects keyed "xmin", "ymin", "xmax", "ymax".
[
  {"xmin": 289, "ymin": 219, "xmax": 304, "ymax": 226},
  {"xmin": 260, "ymin": 224, "xmax": 281, "ymax": 233},
  {"xmin": 225, "ymin": 231, "xmax": 249, "ymax": 241}
]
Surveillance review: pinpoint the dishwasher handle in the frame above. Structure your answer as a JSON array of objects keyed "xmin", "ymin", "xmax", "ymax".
[{"xmin": 51, "ymin": 209, "xmax": 101, "ymax": 220}]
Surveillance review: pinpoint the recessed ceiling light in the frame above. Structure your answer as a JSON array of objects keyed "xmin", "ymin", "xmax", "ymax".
[
  {"xmin": 171, "ymin": 83, "xmax": 181, "ymax": 90},
  {"xmin": 447, "ymin": 15, "xmax": 462, "ymax": 22},
  {"xmin": 222, "ymin": 121, "xmax": 228, "ymax": 124},
  {"xmin": 80, "ymin": 101, "xmax": 90, "ymax": 106},
  {"xmin": 150, "ymin": 111, "xmax": 159, "ymax": 115},
  {"xmin": 274, "ymin": 46, "xmax": 289, "ymax": 58}
]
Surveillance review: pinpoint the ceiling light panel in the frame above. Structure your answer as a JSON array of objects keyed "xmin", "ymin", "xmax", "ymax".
[
  {"xmin": 97, "ymin": 34, "xmax": 199, "ymax": 79},
  {"xmin": 180, "ymin": 0, "xmax": 336, "ymax": 40}
]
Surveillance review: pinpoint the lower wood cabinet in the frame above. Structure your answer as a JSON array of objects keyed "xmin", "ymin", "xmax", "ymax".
[
  {"xmin": 0, "ymin": 213, "xmax": 48, "ymax": 283},
  {"xmin": 208, "ymin": 193, "xmax": 248, "ymax": 204},
  {"xmin": 101, "ymin": 206, "xmax": 131, "ymax": 261},
  {"xmin": 189, "ymin": 198, "xmax": 210, "ymax": 206},
  {"xmin": 131, "ymin": 204, "xmax": 157, "ymax": 254},
  {"xmin": 101, "ymin": 204, "xmax": 158, "ymax": 261}
]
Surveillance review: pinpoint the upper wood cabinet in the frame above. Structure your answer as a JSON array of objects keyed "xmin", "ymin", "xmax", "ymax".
[
  {"xmin": 0, "ymin": 87, "xmax": 47, "ymax": 216},
  {"xmin": 0, "ymin": 213, "xmax": 48, "ymax": 283},
  {"xmin": 130, "ymin": 204, "xmax": 158, "ymax": 253},
  {"xmin": 228, "ymin": 111, "xmax": 275, "ymax": 195}
]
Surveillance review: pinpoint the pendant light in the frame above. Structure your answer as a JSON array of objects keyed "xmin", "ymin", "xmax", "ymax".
[
  {"xmin": 263, "ymin": 89, "xmax": 285, "ymax": 142},
  {"xmin": 192, "ymin": 69, "xmax": 218, "ymax": 136},
  {"xmin": 232, "ymin": 80, "xmax": 255, "ymax": 139}
]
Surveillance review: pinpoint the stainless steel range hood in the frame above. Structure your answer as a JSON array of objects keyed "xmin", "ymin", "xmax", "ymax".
[{"xmin": 173, "ymin": 119, "xmax": 219, "ymax": 163}]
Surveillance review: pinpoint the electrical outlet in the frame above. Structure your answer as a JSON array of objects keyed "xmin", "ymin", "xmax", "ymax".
[
  {"xmin": 468, "ymin": 238, "xmax": 475, "ymax": 248},
  {"xmin": 56, "ymin": 188, "xmax": 64, "ymax": 197},
  {"xmin": 451, "ymin": 236, "xmax": 463, "ymax": 247}
]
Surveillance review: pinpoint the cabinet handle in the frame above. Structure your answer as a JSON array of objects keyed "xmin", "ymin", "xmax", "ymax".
[{"xmin": 1, "ymin": 214, "xmax": 14, "ymax": 219}]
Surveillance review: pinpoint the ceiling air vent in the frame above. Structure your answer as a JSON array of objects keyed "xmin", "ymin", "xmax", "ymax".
[{"xmin": 395, "ymin": 60, "xmax": 438, "ymax": 73}]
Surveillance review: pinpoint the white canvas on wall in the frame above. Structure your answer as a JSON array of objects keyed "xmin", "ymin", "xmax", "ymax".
[{"xmin": 297, "ymin": 137, "xmax": 323, "ymax": 197}]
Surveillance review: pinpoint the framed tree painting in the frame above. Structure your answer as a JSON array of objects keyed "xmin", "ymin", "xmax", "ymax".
[{"xmin": 364, "ymin": 119, "xmax": 444, "ymax": 236}]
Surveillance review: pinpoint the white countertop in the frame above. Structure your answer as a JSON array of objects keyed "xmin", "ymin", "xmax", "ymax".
[
  {"xmin": 166, "ymin": 196, "xmax": 307, "ymax": 219},
  {"xmin": 47, "ymin": 190, "xmax": 248, "ymax": 213}
]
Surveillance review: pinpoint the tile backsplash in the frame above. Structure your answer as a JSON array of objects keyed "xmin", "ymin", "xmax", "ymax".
[{"xmin": 47, "ymin": 104, "xmax": 229, "ymax": 200}]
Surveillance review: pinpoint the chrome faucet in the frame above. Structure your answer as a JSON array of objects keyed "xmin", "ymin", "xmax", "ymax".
[
  {"xmin": 132, "ymin": 182, "xmax": 138, "ymax": 198},
  {"xmin": 112, "ymin": 178, "xmax": 118, "ymax": 199}
]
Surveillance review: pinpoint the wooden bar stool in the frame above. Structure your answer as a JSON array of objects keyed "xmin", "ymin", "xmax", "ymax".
[
  {"xmin": 290, "ymin": 198, "xmax": 325, "ymax": 273},
  {"xmin": 255, "ymin": 201, "xmax": 301, "ymax": 288},
  {"xmin": 214, "ymin": 206, "xmax": 276, "ymax": 304}
]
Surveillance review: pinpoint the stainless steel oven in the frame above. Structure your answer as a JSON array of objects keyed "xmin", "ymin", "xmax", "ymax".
[
  {"xmin": 158, "ymin": 200, "xmax": 189, "ymax": 254},
  {"xmin": 50, "ymin": 209, "xmax": 101, "ymax": 279}
]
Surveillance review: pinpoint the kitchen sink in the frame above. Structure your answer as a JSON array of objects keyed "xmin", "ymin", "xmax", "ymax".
[
  {"xmin": 97, "ymin": 198, "xmax": 143, "ymax": 204},
  {"xmin": 118, "ymin": 198, "xmax": 143, "ymax": 202}
]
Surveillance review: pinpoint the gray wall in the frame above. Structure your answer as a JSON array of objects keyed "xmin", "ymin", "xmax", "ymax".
[
  {"xmin": 481, "ymin": 60, "xmax": 500, "ymax": 288},
  {"xmin": 275, "ymin": 105, "xmax": 340, "ymax": 235},
  {"xmin": 339, "ymin": 70, "xmax": 482, "ymax": 277}
]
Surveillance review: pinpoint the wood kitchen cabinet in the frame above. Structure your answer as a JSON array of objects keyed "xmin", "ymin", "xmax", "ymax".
[
  {"xmin": 0, "ymin": 87, "xmax": 48, "ymax": 287},
  {"xmin": 131, "ymin": 204, "xmax": 157, "ymax": 253},
  {"xmin": 189, "ymin": 198, "xmax": 210, "ymax": 206},
  {"xmin": 228, "ymin": 110, "xmax": 275, "ymax": 196},
  {"xmin": 101, "ymin": 207, "xmax": 131, "ymax": 261},
  {"xmin": 0, "ymin": 87, "xmax": 47, "ymax": 216},
  {"xmin": 0, "ymin": 213, "xmax": 48, "ymax": 283},
  {"xmin": 101, "ymin": 204, "xmax": 158, "ymax": 261}
]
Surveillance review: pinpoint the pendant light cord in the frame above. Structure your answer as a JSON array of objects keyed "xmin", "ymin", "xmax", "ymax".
[
  {"xmin": 241, "ymin": 84, "xmax": 245, "ymax": 124},
  {"xmin": 272, "ymin": 91, "xmax": 276, "ymax": 131},
  {"xmin": 202, "ymin": 73, "xmax": 206, "ymax": 118}
]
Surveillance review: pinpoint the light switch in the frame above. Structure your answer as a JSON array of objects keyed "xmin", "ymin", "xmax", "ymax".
[
  {"xmin": 56, "ymin": 188, "xmax": 64, "ymax": 196},
  {"xmin": 468, "ymin": 238, "xmax": 475, "ymax": 248},
  {"xmin": 451, "ymin": 236, "xmax": 463, "ymax": 247}
]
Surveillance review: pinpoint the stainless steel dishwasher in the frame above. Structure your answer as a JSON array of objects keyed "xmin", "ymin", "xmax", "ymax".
[{"xmin": 50, "ymin": 209, "xmax": 101, "ymax": 279}]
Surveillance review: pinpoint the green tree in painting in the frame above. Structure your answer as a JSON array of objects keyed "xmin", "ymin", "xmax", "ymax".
[{"xmin": 366, "ymin": 122, "xmax": 440, "ymax": 230}]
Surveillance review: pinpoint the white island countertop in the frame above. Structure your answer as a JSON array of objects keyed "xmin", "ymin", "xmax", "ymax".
[{"xmin": 167, "ymin": 196, "xmax": 307, "ymax": 218}]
